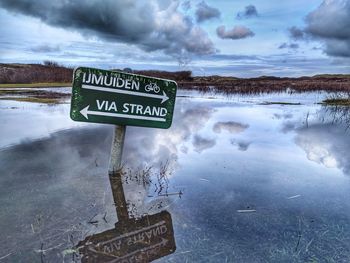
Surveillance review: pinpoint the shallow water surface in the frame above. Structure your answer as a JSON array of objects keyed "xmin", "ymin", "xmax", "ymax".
[{"xmin": 1, "ymin": 91, "xmax": 350, "ymax": 262}]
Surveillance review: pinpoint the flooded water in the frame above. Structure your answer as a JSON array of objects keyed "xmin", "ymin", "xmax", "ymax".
[
  {"xmin": 1, "ymin": 90, "xmax": 350, "ymax": 262},
  {"xmin": 0, "ymin": 87, "xmax": 72, "ymax": 94}
]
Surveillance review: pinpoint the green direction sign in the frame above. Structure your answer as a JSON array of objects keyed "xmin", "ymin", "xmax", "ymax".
[{"xmin": 70, "ymin": 67, "xmax": 177, "ymax": 129}]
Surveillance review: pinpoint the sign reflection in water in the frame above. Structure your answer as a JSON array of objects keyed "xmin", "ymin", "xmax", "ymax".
[{"xmin": 76, "ymin": 171, "xmax": 176, "ymax": 263}]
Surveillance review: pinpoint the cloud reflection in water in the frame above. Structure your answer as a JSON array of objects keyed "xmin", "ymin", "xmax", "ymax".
[
  {"xmin": 123, "ymin": 106, "xmax": 214, "ymax": 168},
  {"xmin": 295, "ymin": 123, "xmax": 350, "ymax": 174}
]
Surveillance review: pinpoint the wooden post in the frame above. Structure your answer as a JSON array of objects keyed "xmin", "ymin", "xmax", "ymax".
[
  {"xmin": 108, "ymin": 125, "xmax": 126, "ymax": 173},
  {"xmin": 108, "ymin": 125, "xmax": 129, "ymax": 223}
]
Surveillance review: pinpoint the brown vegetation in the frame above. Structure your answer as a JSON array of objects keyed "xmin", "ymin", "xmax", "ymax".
[
  {"xmin": 183, "ymin": 75, "xmax": 350, "ymax": 94},
  {"xmin": 1, "ymin": 63, "xmax": 350, "ymax": 93},
  {"xmin": 0, "ymin": 63, "xmax": 72, "ymax": 84}
]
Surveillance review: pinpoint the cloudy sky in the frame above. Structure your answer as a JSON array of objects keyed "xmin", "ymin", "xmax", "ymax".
[{"xmin": 0, "ymin": 0, "xmax": 349, "ymax": 77}]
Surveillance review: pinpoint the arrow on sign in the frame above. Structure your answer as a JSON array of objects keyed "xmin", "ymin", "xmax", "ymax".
[
  {"xmin": 80, "ymin": 105, "xmax": 166, "ymax": 122},
  {"xmin": 82, "ymin": 84, "xmax": 169, "ymax": 104}
]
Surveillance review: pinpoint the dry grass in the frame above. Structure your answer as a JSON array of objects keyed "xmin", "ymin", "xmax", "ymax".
[
  {"xmin": 260, "ymin": 102, "xmax": 302, "ymax": 105},
  {"xmin": 180, "ymin": 76, "xmax": 350, "ymax": 94},
  {"xmin": 321, "ymin": 98, "xmax": 350, "ymax": 106}
]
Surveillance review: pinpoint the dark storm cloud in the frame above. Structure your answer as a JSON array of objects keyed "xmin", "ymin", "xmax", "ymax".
[
  {"xmin": 278, "ymin": 43, "xmax": 299, "ymax": 49},
  {"xmin": 216, "ymin": 25, "xmax": 254, "ymax": 40},
  {"xmin": 291, "ymin": 0, "xmax": 350, "ymax": 57},
  {"xmin": 305, "ymin": 1, "xmax": 350, "ymax": 39},
  {"xmin": 0, "ymin": 0, "xmax": 215, "ymax": 56},
  {"xmin": 288, "ymin": 26, "xmax": 305, "ymax": 41},
  {"xmin": 236, "ymin": 5, "xmax": 258, "ymax": 19},
  {"xmin": 195, "ymin": 1, "xmax": 221, "ymax": 23},
  {"xmin": 30, "ymin": 44, "xmax": 60, "ymax": 53}
]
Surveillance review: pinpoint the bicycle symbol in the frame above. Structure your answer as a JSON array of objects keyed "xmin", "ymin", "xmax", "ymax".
[{"xmin": 145, "ymin": 82, "xmax": 160, "ymax": 93}]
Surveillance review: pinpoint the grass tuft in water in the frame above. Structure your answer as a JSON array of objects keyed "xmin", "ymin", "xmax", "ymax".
[
  {"xmin": 321, "ymin": 98, "xmax": 350, "ymax": 106},
  {"xmin": 259, "ymin": 101, "xmax": 302, "ymax": 105}
]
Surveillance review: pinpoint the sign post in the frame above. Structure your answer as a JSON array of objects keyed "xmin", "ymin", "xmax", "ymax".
[
  {"xmin": 108, "ymin": 125, "xmax": 126, "ymax": 174},
  {"xmin": 108, "ymin": 125, "xmax": 129, "ymax": 223},
  {"xmin": 71, "ymin": 67, "xmax": 177, "ymax": 262}
]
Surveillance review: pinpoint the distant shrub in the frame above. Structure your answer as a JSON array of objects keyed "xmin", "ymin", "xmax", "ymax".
[
  {"xmin": 43, "ymin": 60, "xmax": 60, "ymax": 67},
  {"xmin": 123, "ymin": 67, "xmax": 133, "ymax": 73}
]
